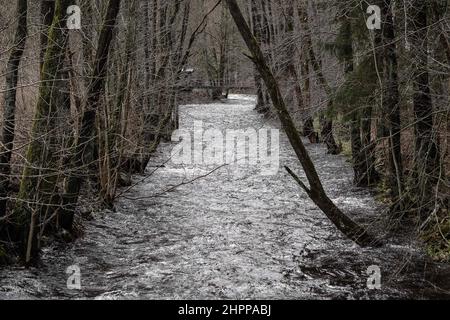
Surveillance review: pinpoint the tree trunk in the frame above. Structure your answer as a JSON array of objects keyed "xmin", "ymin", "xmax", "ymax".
[
  {"xmin": 360, "ymin": 106, "xmax": 379, "ymax": 185},
  {"xmin": 320, "ymin": 116, "xmax": 340, "ymax": 155},
  {"xmin": 410, "ymin": 1, "xmax": 440, "ymax": 215},
  {"xmin": 339, "ymin": 14, "xmax": 372, "ymax": 186},
  {"xmin": 12, "ymin": 0, "xmax": 70, "ymax": 264},
  {"xmin": 0, "ymin": 0, "xmax": 28, "ymax": 216},
  {"xmin": 225, "ymin": 0, "xmax": 377, "ymax": 247},
  {"xmin": 298, "ymin": 3, "xmax": 340, "ymax": 154},
  {"xmin": 285, "ymin": 0, "xmax": 318, "ymax": 143},
  {"xmin": 100, "ymin": 0, "xmax": 136, "ymax": 206},
  {"xmin": 140, "ymin": 1, "xmax": 182, "ymax": 171},
  {"xmin": 64, "ymin": 0, "xmax": 122, "ymax": 229},
  {"xmin": 250, "ymin": 0, "xmax": 268, "ymax": 113},
  {"xmin": 300, "ymin": 53, "xmax": 318, "ymax": 142},
  {"xmin": 40, "ymin": 0, "xmax": 54, "ymax": 69},
  {"xmin": 381, "ymin": 1, "xmax": 403, "ymax": 204},
  {"xmin": 350, "ymin": 112, "xmax": 368, "ymax": 186}
]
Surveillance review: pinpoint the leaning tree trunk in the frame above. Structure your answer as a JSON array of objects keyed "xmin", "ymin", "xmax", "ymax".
[
  {"xmin": 224, "ymin": 0, "xmax": 377, "ymax": 247},
  {"xmin": 64, "ymin": 0, "xmax": 122, "ymax": 230},
  {"xmin": 12, "ymin": 0, "xmax": 70, "ymax": 264},
  {"xmin": 0, "ymin": 0, "xmax": 28, "ymax": 216}
]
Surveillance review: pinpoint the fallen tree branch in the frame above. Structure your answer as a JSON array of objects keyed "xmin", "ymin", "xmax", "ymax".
[
  {"xmin": 114, "ymin": 155, "xmax": 174, "ymax": 200},
  {"xmin": 284, "ymin": 166, "xmax": 311, "ymax": 195},
  {"xmin": 122, "ymin": 164, "xmax": 228, "ymax": 201}
]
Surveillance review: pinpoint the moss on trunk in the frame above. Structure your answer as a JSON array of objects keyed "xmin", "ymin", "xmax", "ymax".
[{"xmin": 12, "ymin": 0, "xmax": 70, "ymax": 263}]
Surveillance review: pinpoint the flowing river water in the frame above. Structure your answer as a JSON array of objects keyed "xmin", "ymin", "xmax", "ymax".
[{"xmin": 1, "ymin": 94, "xmax": 449, "ymax": 299}]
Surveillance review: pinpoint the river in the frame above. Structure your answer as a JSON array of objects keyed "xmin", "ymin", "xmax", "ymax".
[{"xmin": 1, "ymin": 94, "xmax": 449, "ymax": 299}]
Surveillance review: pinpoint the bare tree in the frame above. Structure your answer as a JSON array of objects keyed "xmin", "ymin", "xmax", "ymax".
[
  {"xmin": 225, "ymin": 0, "xmax": 376, "ymax": 247},
  {"xmin": 12, "ymin": 0, "xmax": 71, "ymax": 264},
  {"xmin": 63, "ymin": 0, "xmax": 122, "ymax": 230},
  {"xmin": 0, "ymin": 0, "xmax": 28, "ymax": 216},
  {"xmin": 410, "ymin": 0, "xmax": 441, "ymax": 216}
]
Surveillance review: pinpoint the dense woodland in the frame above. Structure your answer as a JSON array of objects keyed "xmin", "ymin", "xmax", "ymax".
[{"xmin": 0, "ymin": 0, "xmax": 448, "ymax": 276}]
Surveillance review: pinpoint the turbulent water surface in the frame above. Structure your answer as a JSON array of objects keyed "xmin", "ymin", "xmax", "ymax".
[{"xmin": 1, "ymin": 94, "xmax": 449, "ymax": 299}]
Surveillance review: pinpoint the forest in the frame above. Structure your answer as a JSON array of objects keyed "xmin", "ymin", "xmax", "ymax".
[{"xmin": 0, "ymin": 0, "xmax": 449, "ymax": 300}]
